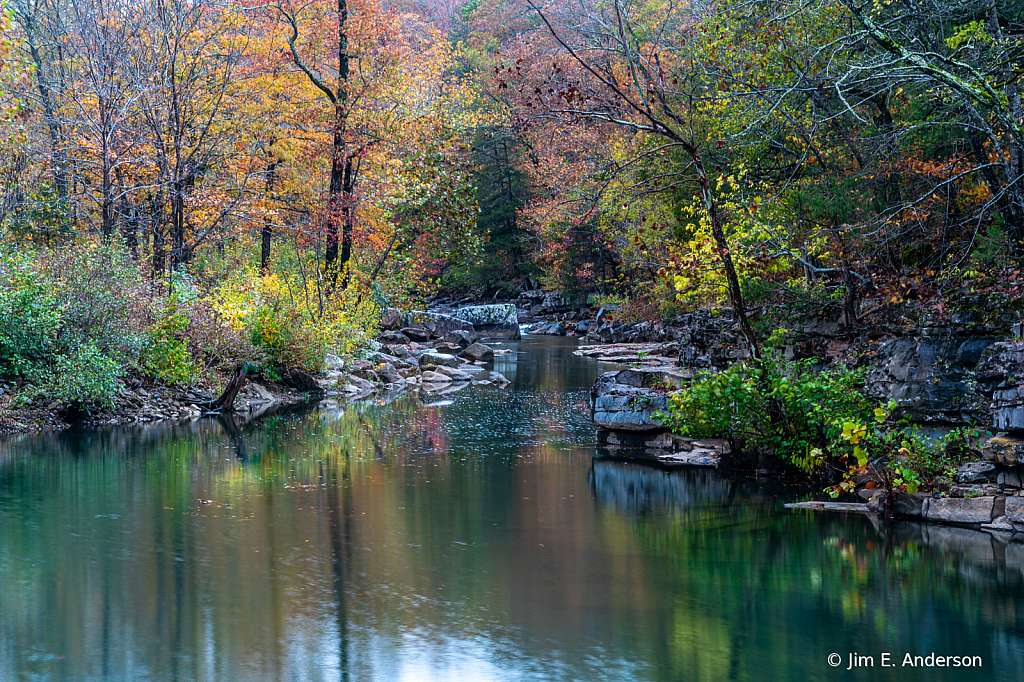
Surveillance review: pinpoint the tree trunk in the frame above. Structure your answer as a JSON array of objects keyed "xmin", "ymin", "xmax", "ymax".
[
  {"xmin": 261, "ymin": 158, "xmax": 278, "ymax": 272},
  {"xmin": 692, "ymin": 151, "xmax": 760, "ymax": 360},
  {"xmin": 211, "ymin": 363, "xmax": 249, "ymax": 411}
]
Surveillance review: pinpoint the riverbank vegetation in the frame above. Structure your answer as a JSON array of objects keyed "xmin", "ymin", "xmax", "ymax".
[{"xmin": 2, "ymin": 0, "xmax": 1024, "ymax": 452}]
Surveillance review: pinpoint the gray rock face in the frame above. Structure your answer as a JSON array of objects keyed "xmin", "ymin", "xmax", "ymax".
[
  {"xmin": 419, "ymin": 370, "xmax": 452, "ymax": 384},
  {"xmin": 419, "ymin": 352, "xmax": 460, "ymax": 368},
  {"xmin": 380, "ymin": 331, "xmax": 411, "ymax": 344},
  {"xmin": 286, "ymin": 368, "xmax": 325, "ymax": 395},
  {"xmin": 866, "ymin": 492, "xmax": 927, "ymax": 517},
  {"xmin": 923, "ymin": 496, "xmax": 996, "ymax": 524},
  {"xmin": 443, "ymin": 330, "xmax": 476, "ymax": 348},
  {"xmin": 460, "ymin": 343, "xmax": 494, "ymax": 362},
  {"xmin": 345, "ymin": 375, "xmax": 376, "ymax": 391},
  {"xmin": 1006, "ymin": 497, "xmax": 1024, "ymax": 524},
  {"xmin": 857, "ymin": 336, "xmax": 1000, "ymax": 424},
  {"xmin": 418, "ymin": 353, "xmax": 460, "ymax": 370},
  {"xmin": 955, "ymin": 461, "xmax": 998, "ymax": 484},
  {"xmin": 401, "ymin": 327, "xmax": 431, "ymax": 342},
  {"xmin": 432, "ymin": 366, "xmax": 474, "ymax": 382},
  {"xmin": 983, "ymin": 436, "xmax": 1024, "ymax": 465},
  {"xmin": 454, "ymin": 304, "xmax": 521, "ymax": 339},
  {"xmin": 590, "ymin": 368, "xmax": 689, "ymax": 432}
]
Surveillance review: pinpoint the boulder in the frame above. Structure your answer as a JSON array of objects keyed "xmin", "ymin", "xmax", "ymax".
[
  {"xmin": 1006, "ymin": 496, "xmax": 1024, "ymax": 524},
  {"xmin": 460, "ymin": 343, "xmax": 494, "ymax": 362},
  {"xmin": 324, "ymin": 354, "xmax": 344, "ymax": 371},
  {"xmin": 443, "ymin": 330, "xmax": 476, "ymax": 348},
  {"xmin": 419, "ymin": 352, "xmax": 461, "ymax": 370},
  {"xmin": 488, "ymin": 371, "xmax": 510, "ymax": 386},
  {"xmin": 866, "ymin": 491, "xmax": 927, "ymax": 517},
  {"xmin": 589, "ymin": 368, "xmax": 689, "ymax": 432},
  {"xmin": 414, "ymin": 311, "xmax": 475, "ymax": 338},
  {"xmin": 954, "ymin": 461, "xmax": 998, "ymax": 484},
  {"xmin": 922, "ymin": 496, "xmax": 996, "ymax": 524},
  {"xmin": 344, "ymin": 375, "xmax": 376, "ymax": 391},
  {"xmin": 433, "ymin": 366, "xmax": 474, "ymax": 382},
  {"xmin": 998, "ymin": 467, "xmax": 1024, "ymax": 488},
  {"xmin": 541, "ymin": 292, "xmax": 572, "ymax": 313},
  {"xmin": 286, "ymin": 368, "xmax": 326, "ymax": 395},
  {"xmin": 377, "ymin": 363, "xmax": 403, "ymax": 385},
  {"xmin": 983, "ymin": 435, "xmax": 1024, "ymax": 465},
  {"xmin": 380, "ymin": 331, "xmax": 411, "ymax": 345},
  {"xmin": 401, "ymin": 327, "xmax": 431, "ymax": 342},
  {"xmin": 453, "ymin": 304, "xmax": 521, "ymax": 339},
  {"xmin": 420, "ymin": 370, "xmax": 452, "ymax": 384}
]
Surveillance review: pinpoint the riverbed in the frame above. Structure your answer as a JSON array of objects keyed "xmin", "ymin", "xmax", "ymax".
[{"xmin": 1, "ymin": 336, "xmax": 1022, "ymax": 681}]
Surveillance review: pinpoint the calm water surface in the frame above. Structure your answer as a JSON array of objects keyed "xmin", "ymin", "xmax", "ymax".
[{"xmin": 1, "ymin": 336, "xmax": 1022, "ymax": 681}]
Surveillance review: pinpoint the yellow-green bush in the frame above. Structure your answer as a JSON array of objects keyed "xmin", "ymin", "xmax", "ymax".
[{"xmin": 212, "ymin": 266, "xmax": 378, "ymax": 372}]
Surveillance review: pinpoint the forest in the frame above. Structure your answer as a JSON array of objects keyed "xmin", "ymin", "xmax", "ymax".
[{"xmin": 2, "ymin": 0, "xmax": 1024, "ymax": 408}]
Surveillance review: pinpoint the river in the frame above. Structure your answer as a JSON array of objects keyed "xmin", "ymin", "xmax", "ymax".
[{"xmin": 1, "ymin": 336, "xmax": 1022, "ymax": 681}]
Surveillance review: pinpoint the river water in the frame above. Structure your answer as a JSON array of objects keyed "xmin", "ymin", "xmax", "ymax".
[{"xmin": 1, "ymin": 336, "xmax": 1022, "ymax": 681}]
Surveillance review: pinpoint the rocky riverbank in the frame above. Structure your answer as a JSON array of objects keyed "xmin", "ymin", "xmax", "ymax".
[{"xmin": 0, "ymin": 303, "xmax": 519, "ymax": 436}]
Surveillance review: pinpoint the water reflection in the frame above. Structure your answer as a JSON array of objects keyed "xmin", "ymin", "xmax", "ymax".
[{"xmin": 0, "ymin": 337, "xmax": 1022, "ymax": 681}]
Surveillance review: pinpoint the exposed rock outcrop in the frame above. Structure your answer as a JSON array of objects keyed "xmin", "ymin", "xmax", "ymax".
[{"xmin": 454, "ymin": 303, "xmax": 521, "ymax": 339}]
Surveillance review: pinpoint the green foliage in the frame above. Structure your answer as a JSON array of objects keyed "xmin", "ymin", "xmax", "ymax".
[
  {"xmin": 827, "ymin": 412, "xmax": 981, "ymax": 499},
  {"xmin": 36, "ymin": 342, "xmax": 120, "ymax": 408},
  {"xmin": 143, "ymin": 305, "xmax": 199, "ymax": 386},
  {"xmin": 0, "ymin": 253, "xmax": 61, "ymax": 379},
  {"xmin": 656, "ymin": 332, "xmax": 874, "ymax": 473}
]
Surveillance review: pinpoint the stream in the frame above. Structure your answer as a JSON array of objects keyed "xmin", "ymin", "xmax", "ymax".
[{"xmin": 1, "ymin": 336, "xmax": 1022, "ymax": 681}]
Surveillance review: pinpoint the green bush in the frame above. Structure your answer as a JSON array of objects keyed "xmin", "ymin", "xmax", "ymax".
[
  {"xmin": 38, "ymin": 342, "xmax": 120, "ymax": 408},
  {"xmin": 0, "ymin": 254, "xmax": 61, "ymax": 379},
  {"xmin": 143, "ymin": 306, "xmax": 200, "ymax": 386},
  {"xmin": 655, "ymin": 332, "xmax": 875, "ymax": 473}
]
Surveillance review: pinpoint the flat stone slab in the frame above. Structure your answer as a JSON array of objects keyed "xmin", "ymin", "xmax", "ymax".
[
  {"xmin": 923, "ymin": 496, "xmax": 996, "ymax": 523},
  {"xmin": 784, "ymin": 502, "xmax": 873, "ymax": 513},
  {"xmin": 657, "ymin": 450, "xmax": 720, "ymax": 467}
]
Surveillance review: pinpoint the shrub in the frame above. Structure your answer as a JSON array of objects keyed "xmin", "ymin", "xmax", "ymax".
[
  {"xmin": 655, "ymin": 331, "xmax": 875, "ymax": 473},
  {"xmin": 38, "ymin": 241, "xmax": 149, "ymax": 364},
  {"xmin": 213, "ymin": 265, "xmax": 378, "ymax": 372},
  {"xmin": 37, "ymin": 342, "xmax": 120, "ymax": 408},
  {"xmin": 0, "ymin": 253, "xmax": 61, "ymax": 379},
  {"xmin": 142, "ymin": 305, "xmax": 200, "ymax": 386}
]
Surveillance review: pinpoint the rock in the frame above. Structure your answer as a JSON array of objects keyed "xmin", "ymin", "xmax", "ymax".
[
  {"xmin": 540, "ymin": 292, "xmax": 572, "ymax": 313},
  {"xmin": 453, "ymin": 304, "xmax": 521, "ymax": 339},
  {"xmin": 419, "ymin": 352, "xmax": 460, "ymax": 370},
  {"xmin": 432, "ymin": 366, "xmax": 474, "ymax": 382},
  {"xmin": 420, "ymin": 370, "xmax": 452, "ymax": 384},
  {"xmin": 983, "ymin": 435, "xmax": 1024, "ymax": 465},
  {"xmin": 406, "ymin": 311, "xmax": 475, "ymax": 339},
  {"xmin": 1006, "ymin": 497, "xmax": 1024, "ymax": 523},
  {"xmin": 251, "ymin": 383, "xmax": 275, "ymax": 401},
  {"xmin": 351, "ymin": 369, "xmax": 381, "ymax": 384},
  {"xmin": 286, "ymin": 368, "xmax": 326, "ymax": 395},
  {"xmin": 954, "ymin": 461, "xmax": 998, "ymax": 484},
  {"xmin": 380, "ymin": 331, "xmax": 411, "ymax": 344},
  {"xmin": 442, "ymin": 330, "xmax": 476, "ymax": 348},
  {"xmin": 488, "ymin": 371, "xmax": 510, "ymax": 385},
  {"xmin": 377, "ymin": 363, "xmax": 403, "ymax": 385},
  {"xmin": 401, "ymin": 327, "xmax": 432, "ymax": 342},
  {"xmin": 324, "ymin": 354, "xmax": 344, "ymax": 371},
  {"xmin": 866, "ymin": 491, "xmax": 927, "ymax": 517},
  {"xmin": 923, "ymin": 496, "xmax": 996, "ymax": 524},
  {"xmin": 345, "ymin": 375, "xmax": 376, "ymax": 391},
  {"xmin": 589, "ymin": 368, "xmax": 689, "ymax": 432},
  {"xmin": 998, "ymin": 467, "xmax": 1024, "ymax": 488},
  {"xmin": 459, "ymin": 343, "xmax": 494, "ymax": 362}
]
